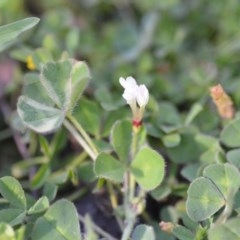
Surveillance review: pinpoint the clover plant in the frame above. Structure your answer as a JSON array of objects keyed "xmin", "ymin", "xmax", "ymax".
[{"xmin": 1, "ymin": 2, "xmax": 240, "ymax": 240}]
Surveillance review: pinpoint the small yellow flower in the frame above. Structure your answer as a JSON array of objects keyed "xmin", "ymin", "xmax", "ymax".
[
  {"xmin": 26, "ymin": 55, "xmax": 36, "ymax": 70},
  {"xmin": 210, "ymin": 84, "xmax": 235, "ymax": 119}
]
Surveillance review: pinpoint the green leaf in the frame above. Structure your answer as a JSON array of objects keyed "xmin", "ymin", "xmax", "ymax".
[
  {"xmin": 111, "ymin": 120, "xmax": 132, "ymax": 163},
  {"xmin": 17, "ymin": 96, "xmax": 64, "ymax": 133},
  {"xmin": 131, "ymin": 147, "xmax": 165, "ymax": 190},
  {"xmin": 69, "ymin": 61, "xmax": 90, "ymax": 110},
  {"xmin": 28, "ymin": 196, "xmax": 49, "ymax": 215},
  {"xmin": 0, "ymin": 209, "xmax": 26, "ymax": 226},
  {"xmin": 95, "ymin": 88, "xmax": 124, "ymax": 111},
  {"xmin": 93, "ymin": 139, "xmax": 112, "ymax": 152},
  {"xmin": 195, "ymin": 134, "xmax": 219, "ymax": 148},
  {"xmin": 0, "ymin": 222, "xmax": 15, "ymax": 240},
  {"xmin": 77, "ymin": 162, "xmax": 96, "ymax": 183},
  {"xmin": 220, "ymin": 117, "xmax": 240, "ymax": 147},
  {"xmin": 162, "ymin": 133, "xmax": 181, "ymax": 148},
  {"xmin": 34, "ymin": 48, "xmax": 54, "ymax": 65},
  {"xmin": 157, "ymin": 102, "xmax": 182, "ymax": 130},
  {"xmin": 167, "ymin": 133, "xmax": 204, "ymax": 163},
  {"xmin": 31, "ymin": 200, "xmax": 81, "ymax": 240},
  {"xmin": 40, "ymin": 60, "xmax": 72, "ymax": 108},
  {"xmin": 172, "ymin": 226, "xmax": 194, "ymax": 240},
  {"xmin": 48, "ymin": 171, "xmax": 68, "ymax": 185},
  {"xmin": 150, "ymin": 185, "xmax": 171, "ymax": 201},
  {"xmin": 180, "ymin": 163, "xmax": 201, "ymax": 182},
  {"xmin": 101, "ymin": 109, "xmax": 129, "ymax": 137},
  {"xmin": 226, "ymin": 148, "xmax": 240, "ymax": 169},
  {"xmin": 23, "ymin": 73, "xmax": 53, "ymax": 106},
  {"xmin": 0, "ymin": 17, "xmax": 40, "ymax": 52},
  {"xmin": 43, "ymin": 182, "xmax": 58, "ymax": 202},
  {"xmin": 160, "ymin": 206, "xmax": 178, "ymax": 224},
  {"xmin": 181, "ymin": 214, "xmax": 199, "ymax": 232},
  {"xmin": 73, "ymin": 98, "xmax": 101, "ymax": 137},
  {"xmin": 17, "ymin": 59, "xmax": 90, "ymax": 134},
  {"xmin": 66, "ymin": 28, "xmax": 80, "ymax": 55},
  {"xmin": 200, "ymin": 147, "xmax": 223, "ymax": 164},
  {"xmin": 0, "ymin": 176, "xmax": 26, "ymax": 209},
  {"xmin": 144, "ymin": 123, "xmax": 163, "ymax": 138},
  {"xmin": 208, "ymin": 217, "xmax": 240, "ymax": 240},
  {"xmin": 203, "ymin": 163, "xmax": 240, "ymax": 198},
  {"xmin": 40, "ymin": 59, "xmax": 89, "ymax": 110},
  {"xmin": 233, "ymin": 191, "xmax": 240, "ymax": 214},
  {"xmin": 94, "ymin": 153, "xmax": 125, "ymax": 182},
  {"xmin": 193, "ymin": 107, "xmax": 219, "ymax": 132},
  {"xmin": 186, "ymin": 177, "xmax": 225, "ymax": 221},
  {"xmin": 132, "ymin": 224, "xmax": 155, "ymax": 240}
]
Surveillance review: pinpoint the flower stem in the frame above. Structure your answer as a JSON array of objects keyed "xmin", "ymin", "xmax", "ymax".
[
  {"xmin": 67, "ymin": 114, "xmax": 99, "ymax": 156},
  {"xmin": 63, "ymin": 119, "xmax": 97, "ymax": 160},
  {"xmin": 129, "ymin": 128, "xmax": 139, "ymax": 200},
  {"xmin": 121, "ymin": 216, "xmax": 136, "ymax": 240},
  {"xmin": 121, "ymin": 127, "xmax": 141, "ymax": 240}
]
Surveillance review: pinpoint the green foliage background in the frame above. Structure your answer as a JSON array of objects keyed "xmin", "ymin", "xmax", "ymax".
[{"xmin": 1, "ymin": 0, "xmax": 240, "ymax": 240}]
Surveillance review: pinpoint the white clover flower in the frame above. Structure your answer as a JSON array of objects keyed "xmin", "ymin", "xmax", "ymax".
[{"xmin": 119, "ymin": 76, "xmax": 149, "ymax": 127}]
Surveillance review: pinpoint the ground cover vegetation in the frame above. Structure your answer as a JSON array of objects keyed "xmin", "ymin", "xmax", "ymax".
[{"xmin": 1, "ymin": 1, "xmax": 240, "ymax": 239}]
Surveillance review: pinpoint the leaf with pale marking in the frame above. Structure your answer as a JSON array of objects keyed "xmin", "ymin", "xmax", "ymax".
[
  {"xmin": 186, "ymin": 177, "xmax": 225, "ymax": 221},
  {"xmin": 17, "ymin": 96, "xmax": 64, "ymax": 133},
  {"xmin": 17, "ymin": 59, "xmax": 90, "ymax": 134}
]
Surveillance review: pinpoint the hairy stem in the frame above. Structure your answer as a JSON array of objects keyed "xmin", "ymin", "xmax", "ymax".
[
  {"xmin": 63, "ymin": 119, "xmax": 97, "ymax": 160},
  {"xmin": 121, "ymin": 216, "xmax": 136, "ymax": 240},
  {"xmin": 121, "ymin": 127, "xmax": 141, "ymax": 240},
  {"xmin": 67, "ymin": 115, "xmax": 99, "ymax": 156}
]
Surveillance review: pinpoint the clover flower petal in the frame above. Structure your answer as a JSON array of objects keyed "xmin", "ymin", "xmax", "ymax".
[
  {"xmin": 119, "ymin": 76, "xmax": 138, "ymax": 105},
  {"xmin": 122, "ymin": 90, "xmax": 136, "ymax": 105},
  {"xmin": 119, "ymin": 76, "xmax": 137, "ymax": 89},
  {"xmin": 136, "ymin": 84, "xmax": 149, "ymax": 107}
]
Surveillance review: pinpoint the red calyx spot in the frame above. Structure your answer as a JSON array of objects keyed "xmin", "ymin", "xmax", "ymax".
[{"xmin": 132, "ymin": 119, "xmax": 142, "ymax": 128}]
